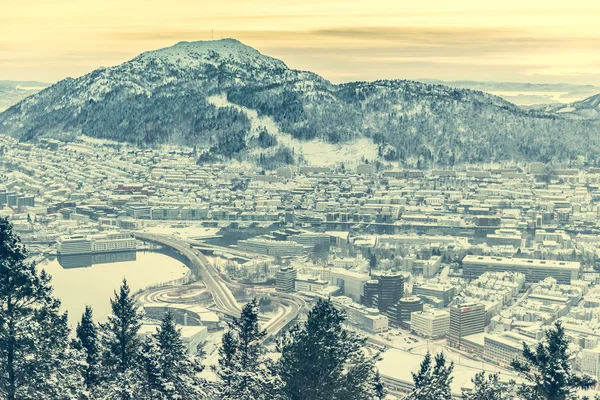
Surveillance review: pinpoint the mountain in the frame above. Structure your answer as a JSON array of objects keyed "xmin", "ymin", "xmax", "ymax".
[
  {"xmin": 420, "ymin": 79, "xmax": 600, "ymax": 106},
  {"xmin": 2, "ymin": 39, "xmax": 600, "ymax": 167},
  {"xmin": 532, "ymin": 94, "xmax": 600, "ymax": 120},
  {"xmin": 0, "ymin": 80, "xmax": 51, "ymax": 112}
]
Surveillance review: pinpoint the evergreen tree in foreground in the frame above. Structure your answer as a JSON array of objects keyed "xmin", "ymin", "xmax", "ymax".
[
  {"xmin": 406, "ymin": 351, "xmax": 454, "ymax": 400},
  {"xmin": 277, "ymin": 297, "xmax": 385, "ymax": 400},
  {"xmin": 150, "ymin": 310, "xmax": 211, "ymax": 399},
  {"xmin": 100, "ymin": 278, "xmax": 143, "ymax": 398},
  {"xmin": 216, "ymin": 298, "xmax": 282, "ymax": 400},
  {"xmin": 0, "ymin": 217, "xmax": 85, "ymax": 399},
  {"xmin": 462, "ymin": 372, "xmax": 514, "ymax": 400},
  {"xmin": 76, "ymin": 305, "xmax": 101, "ymax": 390},
  {"xmin": 511, "ymin": 321, "xmax": 596, "ymax": 400}
]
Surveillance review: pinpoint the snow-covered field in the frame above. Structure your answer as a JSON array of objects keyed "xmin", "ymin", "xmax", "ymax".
[{"xmin": 208, "ymin": 93, "xmax": 378, "ymax": 166}]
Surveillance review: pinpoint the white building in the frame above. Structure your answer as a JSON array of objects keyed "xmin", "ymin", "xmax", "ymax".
[
  {"xmin": 410, "ymin": 310, "xmax": 450, "ymax": 339},
  {"xmin": 330, "ymin": 268, "xmax": 370, "ymax": 302}
]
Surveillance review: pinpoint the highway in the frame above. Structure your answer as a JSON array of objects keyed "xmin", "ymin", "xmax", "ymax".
[
  {"xmin": 136, "ymin": 232, "xmax": 242, "ymax": 318},
  {"xmin": 136, "ymin": 232, "xmax": 305, "ymax": 339}
]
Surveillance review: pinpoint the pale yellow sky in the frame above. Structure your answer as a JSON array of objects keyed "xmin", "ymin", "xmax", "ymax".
[{"xmin": 2, "ymin": 0, "xmax": 600, "ymax": 84}]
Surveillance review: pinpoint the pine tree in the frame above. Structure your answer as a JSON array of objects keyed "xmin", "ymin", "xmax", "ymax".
[
  {"xmin": 406, "ymin": 352, "xmax": 454, "ymax": 400},
  {"xmin": 137, "ymin": 336, "xmax": 165, "ymax": 399},
  {"xmin": 100, "ymin": 278, "xmax": 143, "ymax": 397},
  {"xmin": 76, "ymin": 305, "xmax": 101, "ymax": 389},
  {"xmin": 511, "ymin": 321, "xmax": 596, "ymax": 400},
  {"xmin": 216, "ymin": 330, "xmax": 238, "ymax": 398},
  {"xmin": 150, "ymin": 311, "xmax": 211, "ymax": 399},
  {"xmin": 277, "ymin": 297, "xmax": 385, "ymax": 400},
  {"xmin": 0, "ymin": 217, "xmax": 86, "ymax": 399},
  {"xmin": 216, "ymin": 298, "xmax": 282, "ymax": 400},
  {"xmin": 462, "ymin": 372, "xmax": 514, "ymax": 400}
]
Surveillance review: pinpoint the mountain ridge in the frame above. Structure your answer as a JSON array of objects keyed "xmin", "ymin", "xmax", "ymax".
[{"xmin": 2, "ymin": 39, "xmax": 600, "ymax": 167}]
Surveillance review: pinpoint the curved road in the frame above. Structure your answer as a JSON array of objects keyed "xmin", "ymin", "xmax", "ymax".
[{"xmin": 136, "ymin": 232, "xmax": 305, "ymax": 338}]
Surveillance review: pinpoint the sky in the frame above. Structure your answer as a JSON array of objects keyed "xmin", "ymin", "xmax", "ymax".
[{"xmin": 2, "ymin": 0, "xmax": 600, "ymax": 85}]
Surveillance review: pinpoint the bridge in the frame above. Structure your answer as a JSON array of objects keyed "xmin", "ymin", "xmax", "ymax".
[{"xmin": 136, "ymin": 232, "xmax": 305, "ymax": 338}]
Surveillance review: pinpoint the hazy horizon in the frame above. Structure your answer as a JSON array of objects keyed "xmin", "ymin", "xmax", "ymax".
[{"xmin": 3, "ymin": 0, "xmax": 600, "ymax": 85}]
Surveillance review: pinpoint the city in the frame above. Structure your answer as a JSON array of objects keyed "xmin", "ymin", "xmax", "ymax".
[{"xmin": 3, "ymin": 133, "xmax": 600, "ymax": 397}]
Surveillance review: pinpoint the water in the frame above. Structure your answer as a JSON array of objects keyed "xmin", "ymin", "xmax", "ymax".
[{"xmin": 40, "ymin": 251, "xmax": 189, "ymax": 326}]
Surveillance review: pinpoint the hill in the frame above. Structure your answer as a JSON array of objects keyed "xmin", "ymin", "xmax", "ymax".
[{"xmin": 2, "ymin": 39, "xmax": 600, "ymax": 167}]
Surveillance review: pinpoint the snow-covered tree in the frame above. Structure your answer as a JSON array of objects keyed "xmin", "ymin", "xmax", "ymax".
[
  {"xmin": 149, "ymin": 310, "xmax": 211, "ymax": 399},
  {"xmin": 75, "ymin": 305, "xmax": 101, "ymax": 389},
  {"xmin": 216, "ymin": 330, "xmax": 238, "ymax": 397},
  {"xmin": 511, "ymin": 321, "xmax": 596, "ymax": 400},
  {"xmin": 99, "ymin": 279, "xmax": 143, "ymax": 397},
  {"xmin": 0, "ymin": 217, "xmax": 86, "ymax": 399},
  {"xmin": 277, "ymin": 297, "xmax": 385, "ymax": 400},
  {"xmin": 406, "ymin": 352, "xmax": 454, "ymax": 400},
  {"xmin": 462, "ymin": 372, "xmax": 514, "ymax": 400},
  {"xmin": 216, "ymin": 298, "xmax": 282, "ymax": 400}
]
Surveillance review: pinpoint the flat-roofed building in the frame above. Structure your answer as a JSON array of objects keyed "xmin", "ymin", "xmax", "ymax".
[
  {"xmin": 484, "ymin": 331, "xmax": 536, "ymax": 368},
  {"xmin": 276, "ymin": 267, "xmax": 297, "ymax": 293},
  {"xmin": 238, "ymin": 238, "xmax": 304, "ymax": 257},
  {"xmin": 411, "ymin": 310, "xmax": 450, "ymax": 339},
  {"xmin": 448, "ymin": 302, "xmax": 485, "ymax": 349},
  {"xmin": 413, "ymin": 283, "xmax": 456, "ymax": 306},
  {"xmin": 330, "ymin": 268, "xmax": 370, "ymax": 303},
  {"xmin": 462, "ymin": 255, "xmax": 580, "ymax": 284}
]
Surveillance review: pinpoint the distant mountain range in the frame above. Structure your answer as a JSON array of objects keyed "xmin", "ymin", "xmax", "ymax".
[
  {"xmin": 1, "ymin": 39, "xmax": 600, "ymax": 167},
  {"xmin": 0, "ymin": 80, "xmax": 50, "ymax": 112},
  {"xmin": 421, "ymin": 79, "xmax": 600, "ymax": 106}
]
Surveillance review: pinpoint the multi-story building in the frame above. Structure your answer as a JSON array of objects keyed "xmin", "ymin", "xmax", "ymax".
[
  {"xmin": 294, "ymin": 276, "xmax": 329, "ymax": 293},
  {"xmin": 57, "ymin": 232, "xmax": 136, "ymax": 255},
  {"xmin": 275, "ymin": 267, "xmax": 297, "ymax": 293},
  {"xmin": 372, "ymin": 272, "xmax": 404, "ymax": 312},
  {"xmin": 462, "ymin": 256, "xmax": 580, "ymax": 284},
  {"xmin": 386, "ymin": 296, "xmax": 423, "ymax": 327},
  {"xmin": 331, "ymin": 296, "xmax": 389, "ymax": 333},
  {"xmin": 238, "ymin": 239, "xmax": 304, "ymax": 257},
  {"xmin": 410, "ymin": 310, "xmax": 450, "ymax": 339},
  {"xmin": 448, "ymin": 302, "xmax": 485, "ymax": 349},
  {"xmin": 484, "ymin": 331, "xmax": 536, "ymax": 368},
  {"xmin": 330, "ymin": 268, "xmax": 370, "ymax": 303},
  {"xmin": 413, "ymin": 283, "xmax": 456, "ymax": 306},
  {"xmin": 581, "ymin": 347, "xmax": 600, "ymax": 381}
]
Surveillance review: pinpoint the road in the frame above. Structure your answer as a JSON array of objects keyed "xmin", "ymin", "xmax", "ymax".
[
  {"xmin": 136, "ymin": 232, "xmax": 242, "ymax": 318},
  {"xmin": 136, "ymin": 232, "xmax": 305, "ymax": 338}
]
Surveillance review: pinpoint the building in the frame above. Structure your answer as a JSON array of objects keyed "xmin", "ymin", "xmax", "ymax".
[
  {"xmin": 484, "ymin": 331, "xmax": 536, "ymax": 368},
  {"xmin": 330, "ymin": 268, "xmax": 370, "ymax": 302},
  {"xmin": 413, "ymin": 283, "xmax": 456, "ymax": 306},
  {"xmin": 362, "ymin": 280, "xmax": 380, "ymax": 308},
  {"xmin": 290, "ymin": 233, "xmax": 330, "ymax": 248},
  {"xmin": 411, "ymin": 310, "xmax": 450, "ymax": 339},
  {"xmin": 462, "ymin": 255, "xmax": 580, "ymax": 284},
  {"xmin": 275, "ymin": 267, "xmax": 297, "ymax": 293},
  {"xmin": 238, "ymin": 238, "xmax": 304, "ymax": 257},
  {"xmin": 57, "ymin": 232, "xmax": 136, "ymax": 255},
  {"xmin": 448, "ymin": 302, "xmax": 485, "ymax": 349},
  {"xmin": 294, "ymin": 276, "xmax": 329, "ymax": 293},
  {"xmin": 581, "ymin": 347, "xmax": 600, "ymax": 381},
  {"xmin": 139, "ymin": 324, "xmax": 208, "ymax": 355},
  {"xmin": 372, "ymin": 272, "xmax": 405, "ymax": 312},
  {"xmin": 331, "ymin": 296, "xmax": 389, "ymax": 333},
  {"xmin": 386, "ymin": 296, "xmax": 423, "ymax": 327}
]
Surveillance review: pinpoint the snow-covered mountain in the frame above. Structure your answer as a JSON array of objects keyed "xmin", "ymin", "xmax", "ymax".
[
  {"xmin": 421, "ymin": 80, "xmax": 600, "ymax": 106},
  {"xmin": 533, "ymin": 94, "xmax": 600, "ymax": 120},
  {"xmin": 1, "ymin": 39, "xmax": 600, "ymax": 167},
  {"xmin": 0, "ymin": 80, "xmax": 50, "ymax": 112}
]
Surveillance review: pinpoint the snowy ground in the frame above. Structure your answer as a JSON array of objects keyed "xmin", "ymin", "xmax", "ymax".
[
  {"xmin": 208, "ymin": 93, "xmax": 379, "ymax": 167},
  {"xmin": 139, "ymin": 226, "xmax": 220, "ymax": 240}
]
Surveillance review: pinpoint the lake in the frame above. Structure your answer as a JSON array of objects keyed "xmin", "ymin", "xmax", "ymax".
[{"xmin": 40, "ymin": 251, "xmax": 189, "ymax": 326}]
